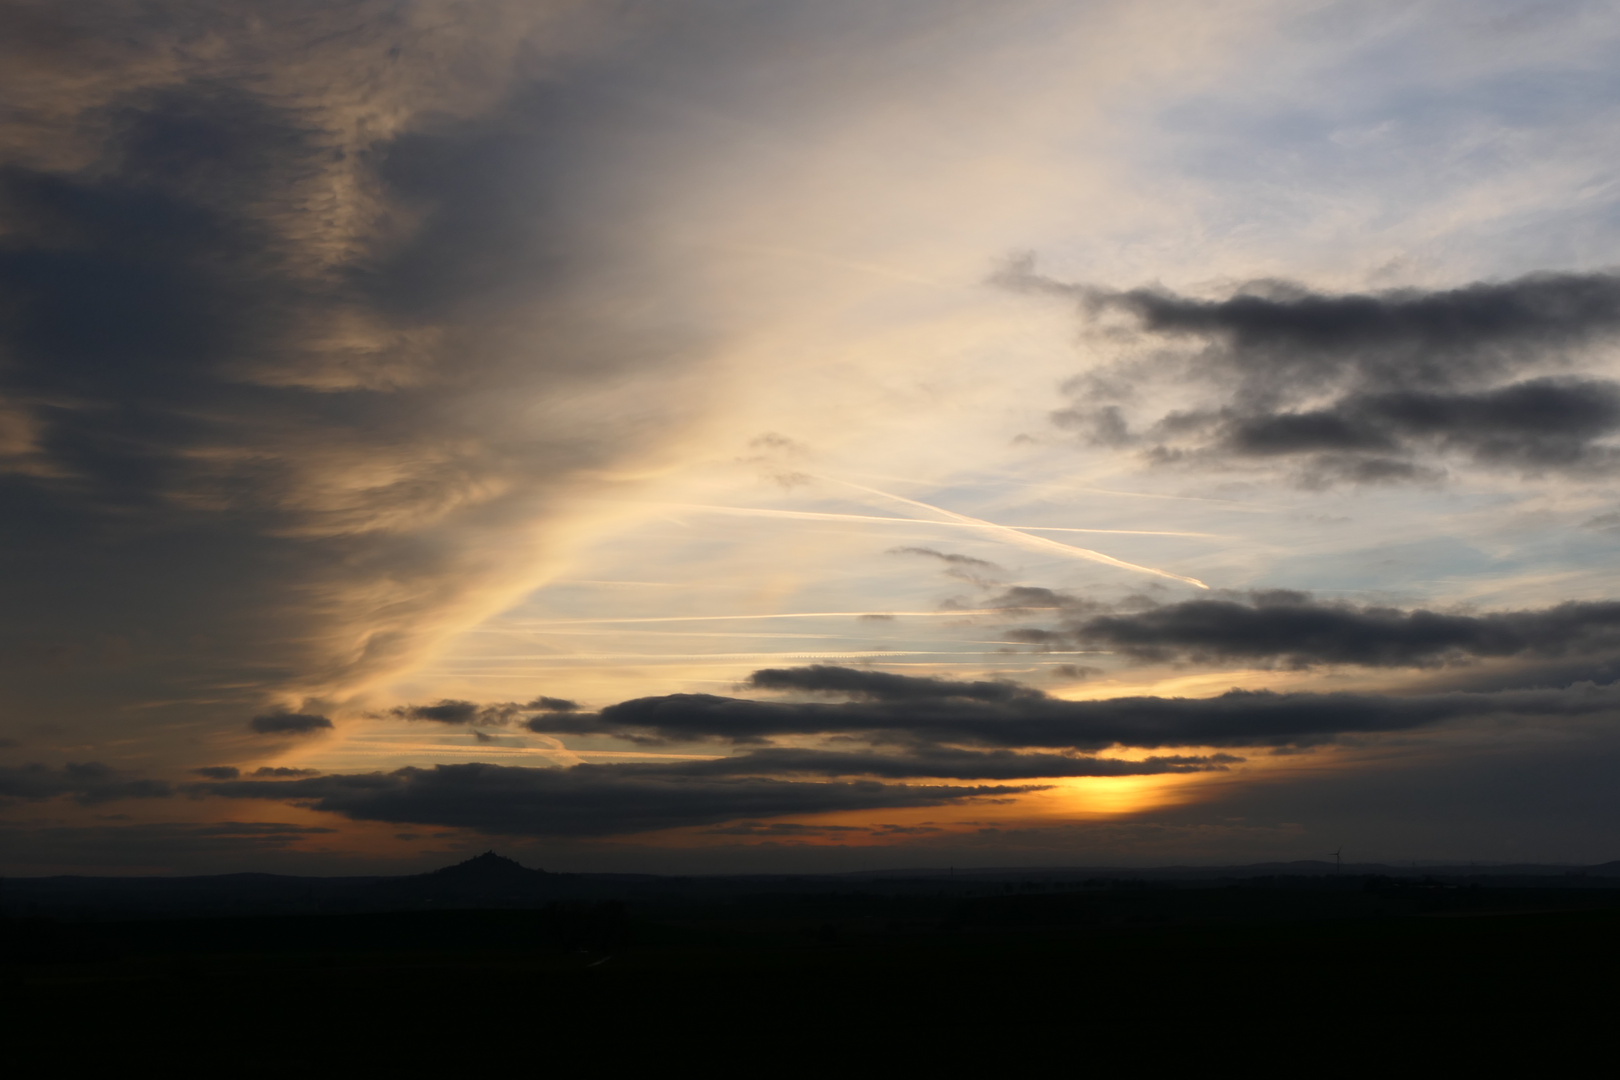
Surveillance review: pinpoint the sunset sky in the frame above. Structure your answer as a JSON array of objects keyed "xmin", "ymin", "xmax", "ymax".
[{"xmin": 6, "ymin": 0, "xmax": 1620, "ymax": 875}]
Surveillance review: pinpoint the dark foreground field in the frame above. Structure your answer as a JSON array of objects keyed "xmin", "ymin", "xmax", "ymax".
[{"xmin": 4, "ymin": 864, "xmax": 1616, "ymax": 1069}]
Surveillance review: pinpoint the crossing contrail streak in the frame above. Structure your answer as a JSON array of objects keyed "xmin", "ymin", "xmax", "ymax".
[
  {"xmin": 501, "ymin": 610, "xmax": 1033, "ymax": 625},
  {"xmin": 466, "ymin": 629, "xmax": 847, "ymax": 639},
  {"xmin": 441, "ymin": 651, "xmax": 936, "ymax": 661},
  {"xmin": 659, "ymin": 503, "xmax": 1223, "ymax": 538},
  {"xmin": 816, "ymin": 476, "xmax": 1210, "ymax": 589}
]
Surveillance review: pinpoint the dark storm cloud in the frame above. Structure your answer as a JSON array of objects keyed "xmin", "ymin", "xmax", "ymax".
[
  {"xmin": 248, "ymin": 712, "xmax": 333, "ymax": 736},
  {"xmin": 193, "ymin": 766, "xmax": 241, "ymax": 780},
  {"xmin": 535, "ymin": 666, "xmax": 1620, "ymax": 750},
  {"xmin": 1020, "ymin": 592, "xmax": 1620, "ymax": 669},
  {"xmin": 0, "ymin": 762, "xmax": 171, "ymax": 804},
  {"xmin": 193, "ymin": 762, "xmax": 1041, "ymax": 837},
  {"xmin": 1000, "ymin": 259, "xmax": 1620, "ymax": 481}
]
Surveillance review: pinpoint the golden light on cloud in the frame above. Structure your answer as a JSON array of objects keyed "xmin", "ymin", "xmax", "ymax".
[
  {"xmin": 612, "ymin": 763, "xmax": 1241, "ymax": 852},
  {"xmin": 1033, "ymin": 772, "xmax": 1214, "ymax": 818}
]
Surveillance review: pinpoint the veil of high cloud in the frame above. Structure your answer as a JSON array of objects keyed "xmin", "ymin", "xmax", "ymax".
[{"xmin": 0, "ymin": 1, "xmax": 720, "ymax": 758}]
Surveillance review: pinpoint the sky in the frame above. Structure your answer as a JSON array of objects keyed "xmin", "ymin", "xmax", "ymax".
[{"xmin": 5, "ymin": 0, "xmax": 1620, "ymax": 875}]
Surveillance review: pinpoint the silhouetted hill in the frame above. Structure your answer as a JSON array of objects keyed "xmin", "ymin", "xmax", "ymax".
[
  {"xmin": 371, "ymin": 851, "xmax": 555, "ymax": 905},
  {"xmin": 423, "ymin": 851, "xmax": 546, "ymax": 882}
]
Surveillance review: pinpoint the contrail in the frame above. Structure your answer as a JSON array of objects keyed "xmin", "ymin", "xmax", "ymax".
[
  {"xmin": 817, "ymin": 477, "xmax": 1210, "ymax": 589},
  {"xmin": 501, "ymin": 610, "xmax": 1032, "ymax": 625},
  {"xmin": 847, "ymin": 470, "xmax": 1279, "ymax": 510},
  {"xmin": 659, "ymin": 503, "xmax": 1223, "ymax": 538},
  {"xmin": 444, "ymin": 651, "xmax": 936, "ymax": 661},
  {"xmin": 466, "ymin": 628, "xmax": 847, "ymax": 639}
]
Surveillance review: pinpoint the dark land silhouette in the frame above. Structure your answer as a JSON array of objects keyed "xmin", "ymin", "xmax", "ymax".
[
  {"xmin": 8, "ymin": 851, "xmax": 1620, "ymax": 920},
  {"xmin": 5, "ymin": 853, "xmax": 1615, "ymax": 1067}
]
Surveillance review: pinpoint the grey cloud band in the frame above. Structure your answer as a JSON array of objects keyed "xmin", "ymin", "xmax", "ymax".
[
  {"xmin": 370, "ymin": 661, "xmax": 1620, "ymax": 751},
  {"xmin": 1005, "ymin": 592, "xmax": 1620, "ymax": 669},
  {"xmin": 999, "ymin": 260, "xmax": 1620, "ymax": 484},
  {"xmin": 192, "ymin": 763, "xmax": 1042, "ymax": 838}
]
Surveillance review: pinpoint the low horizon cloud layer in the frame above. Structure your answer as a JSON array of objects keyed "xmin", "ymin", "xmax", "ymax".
[
  {"xmin": 5, "ymin": 0, "xmax": 1620, "ymax": 874},
  {"xmin": 8, "ymin": 653, "xmax": 1616, "ymax": 852}
]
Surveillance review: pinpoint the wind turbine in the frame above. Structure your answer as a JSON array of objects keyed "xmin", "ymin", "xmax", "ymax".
[{"xmin": 1328, "ymin": 847, "xmax": 1343, "ymax": 873}]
